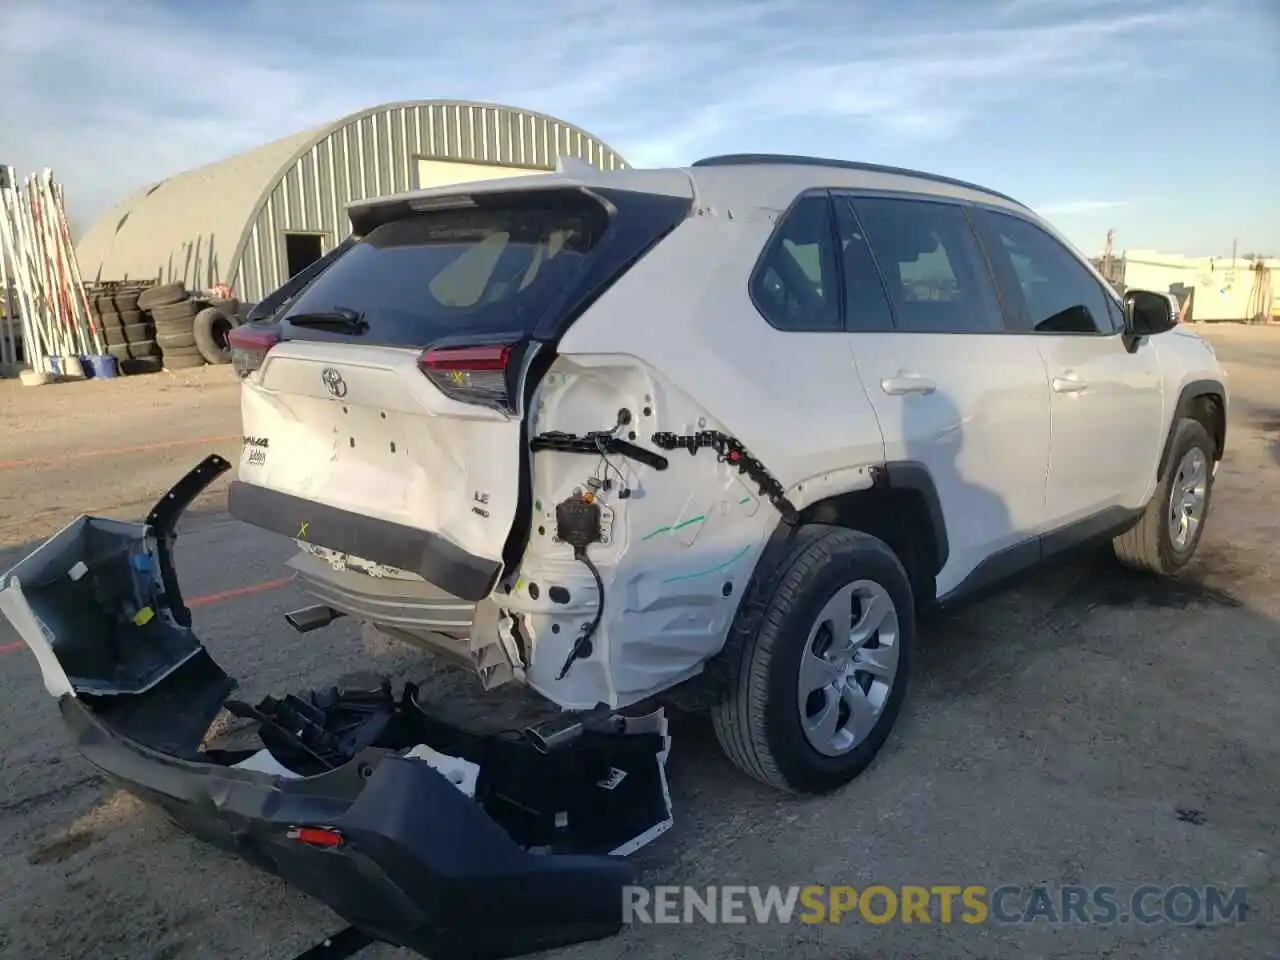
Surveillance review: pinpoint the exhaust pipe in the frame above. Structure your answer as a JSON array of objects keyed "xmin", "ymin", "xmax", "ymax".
[{"xmin": 285, "ymin": 604, "xmax": 345, "ymax": 633}]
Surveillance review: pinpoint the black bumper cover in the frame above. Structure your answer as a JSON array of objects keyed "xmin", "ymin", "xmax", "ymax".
[
  {"xmin": 61, "ymin": 671, "xmax": 636, "ymax": 959},
  {"xmin": 0, "ymin": 456, "xmax": 666, "ymax": 960}
]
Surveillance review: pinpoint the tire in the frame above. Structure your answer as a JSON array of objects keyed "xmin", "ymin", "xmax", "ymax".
[
  {"xmin": 161, "ymin": 344, "xmax": 203, "ymax": 358},
  {"xmin": 112, "ymin": 291, "xmax": 141, "ymax": 313},
  {"xmin": 97, "ymin": 308, "xmax": 120, "ymax": 325},
  {"xmin": 120, "ymin": 356, "xmax": 163, "ymax": 375},
  {"xmin": 103, "ymin": 323, "xmax": 152, "ymax": 346},
  {"xmin": 153, "ymin": 315, "xmax": 194, "ymax": 333},
  {"xmin": 157, "ymin": 330, "xmax": 196, "ymax": 349},
  {"xmin": 163, "ymin": 352, "xmax": 206, "ymax": 370},
  {"xmin": 1113, "ymin": 418, "xmax": 1215, "ymax": 575},
  {"xmin": 137, "ymin": 282, "xmax": 187, "ymax": 311},
  {"xmin": 711, "ymin": 526, "xmax": 915, "ymax": 794},
  {"xmin": 107, "ymin": 340, "xmax": 160, "ymax": 362},
  {"xmin": 109, "ymin": 309, "xmax": 143, "ymax": 327},
  {"xmin": 151, "ymin": 300, "xmax": 199, "ymax": 324},
  {"xmin": 193, "ymin": 306, "xmax": 237, "ymax": 364}
]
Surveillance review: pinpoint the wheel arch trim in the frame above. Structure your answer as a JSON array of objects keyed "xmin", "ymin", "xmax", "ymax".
[
  {"xmin": 873, "ymin": 461, "xmax": 950, "ymax": 574},
  {"xmin": 1158, "ymin": 378, "xmax": 1227, "ymax": 481}
]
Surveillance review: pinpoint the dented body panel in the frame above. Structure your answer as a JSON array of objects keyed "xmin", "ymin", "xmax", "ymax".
[{"xmin": 227, "ymin": 179, "xmax": 893, "ymax": 712}]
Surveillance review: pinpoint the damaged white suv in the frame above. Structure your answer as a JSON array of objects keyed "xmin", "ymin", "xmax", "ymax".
[{"xmin": 226, "ymin": 154, "xmax": 1229, "ymax": 795}]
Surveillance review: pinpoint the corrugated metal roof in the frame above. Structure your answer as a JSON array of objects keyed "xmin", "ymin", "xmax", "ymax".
[
  {"xmin": 76, "ymin": 124, "xmax": 327, "ymax": 287},
  {"xmin": 75, "ymin": 100, "xmax": 628, "ymax": 293}
]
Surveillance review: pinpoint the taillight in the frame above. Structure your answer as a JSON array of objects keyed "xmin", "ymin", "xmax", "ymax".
[
  {"xmin": 418, "ymin": 343, "xmax": 517, "ymax": 412},
  {"xmin": 228, "ymin": 324, "xmax": 281, "ymax": 378}
]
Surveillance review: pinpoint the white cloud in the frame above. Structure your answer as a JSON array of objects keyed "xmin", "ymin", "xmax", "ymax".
[{"xmin": 0, "ymin": 0, "xmax": 1215, "ymax": 229}]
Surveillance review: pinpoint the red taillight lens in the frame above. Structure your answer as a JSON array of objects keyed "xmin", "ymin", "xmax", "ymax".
[
  {"xmin": 287, "ymin": 826, "xmax": 344, "ymax": 848},
  {"xmin": 417, "ymin": 343, "xmax": 516, "ymax": 411},
  {"xmin": 228, "ymin": 324, "xmax": 281, "ymax": 378}
]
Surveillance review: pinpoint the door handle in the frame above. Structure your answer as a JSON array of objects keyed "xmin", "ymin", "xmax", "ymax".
[
  {"xmin": 1051, "ymin": 373, "xmax": 1087, "ymax": 394},
  {"xmin": 880, "ymin": 375, "xmax": 936, "ymax": 396}
]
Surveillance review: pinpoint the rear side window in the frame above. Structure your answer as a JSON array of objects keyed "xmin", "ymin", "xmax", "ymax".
[
  {"xmin": 750, "ymin": 193, "xmax": 842, "ymax": 332},
  {"xmin": 850, "ymin": 197, "xmax": 1004, "ymax": 334},
  {"xmin": 970, "ymin": 208, "xmax": 1113, "ymax": 335},
  {"xmin": 278, "ymin": 194, "xmax": 610, "ymax": 346}
]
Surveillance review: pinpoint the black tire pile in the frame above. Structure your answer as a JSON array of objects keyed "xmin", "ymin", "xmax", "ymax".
[
  {"xmin": 93, "ymin": 284, "xmax": 163, "ymax": 375},
  {"xmin": 89, "ymin": 281, "xmax": 243, "ymax": 373},
  {"xmin": 141, "ymin": 283, "xmax": 243, "ymax": 371},
  {"xmin": 142, "ymin": 283, "xmax": 205, "ymax": 371}
]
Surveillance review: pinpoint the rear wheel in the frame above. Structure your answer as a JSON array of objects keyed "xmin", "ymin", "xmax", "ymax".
[
  {"xmin": 711, "ymin": 526, "xmax": 914, "ymax": 794},
  {"xmin": 1113, "ymin": 418, "xmax": 1215, "ymax": 575}
]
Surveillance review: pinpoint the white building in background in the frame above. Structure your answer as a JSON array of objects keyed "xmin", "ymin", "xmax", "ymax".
[
  {"xmin": 75, "ymin": 100, "xmax": 628, "ymax": 302},
  {"xmin": 1117, "ymin": 249, "xmax": 1278, "ymax": 323}
]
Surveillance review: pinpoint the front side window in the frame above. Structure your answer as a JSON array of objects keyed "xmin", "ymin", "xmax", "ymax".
[
  {"xmin": 749, "ymin": 193, "xmax": 842, "ymax": 332},
  {"xmin": 970, "ymin": 208, "xmax": 1113, "ymax": 335},
  {"xmin": 850, "ymin": 197, "xmax": 1005, "ymax": 334}
]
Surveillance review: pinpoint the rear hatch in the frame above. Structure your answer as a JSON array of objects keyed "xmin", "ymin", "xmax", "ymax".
[{"xmin": 228, "ymin": 181, "xmax": 691, "ymax": 600}]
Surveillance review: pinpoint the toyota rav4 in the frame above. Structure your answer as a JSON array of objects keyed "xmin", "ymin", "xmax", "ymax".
[
  {"xmin": 2, "ymin": 154, "xmax": 1228, "ymax": 958},
  {"xmin": 227, "ymin": 153, "xmax": 1227, "ymax": 792}
]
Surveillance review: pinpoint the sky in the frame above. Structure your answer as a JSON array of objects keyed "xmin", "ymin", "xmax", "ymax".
[{"xmin": 1, "ymin": 0, "xmax": 1276, "ymax": 257}]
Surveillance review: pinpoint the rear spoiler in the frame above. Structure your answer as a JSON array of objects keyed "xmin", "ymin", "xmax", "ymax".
[{"xmin": 346, "ymin": 168, "xmax": 695, "ymax": 237}]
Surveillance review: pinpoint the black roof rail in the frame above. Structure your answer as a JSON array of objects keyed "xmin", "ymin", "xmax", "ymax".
[{"xmin": 690, "ymin": 153, "xmax": 1023, "ymax": 206}]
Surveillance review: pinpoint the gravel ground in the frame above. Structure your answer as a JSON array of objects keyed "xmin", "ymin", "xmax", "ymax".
[{"xmin": 0, "ymin": 329, "xmax": 1277, "ymax": 960}]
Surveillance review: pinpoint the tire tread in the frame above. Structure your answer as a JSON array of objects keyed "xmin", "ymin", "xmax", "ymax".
[{"xmin": 712, "ymin": 525, "xmax": 909, "ymax": 793}]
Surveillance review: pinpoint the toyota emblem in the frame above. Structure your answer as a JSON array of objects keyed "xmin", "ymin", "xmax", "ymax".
[{"xmin": 321, "ymin": 367, "xmax": 347, "ymax": 398}]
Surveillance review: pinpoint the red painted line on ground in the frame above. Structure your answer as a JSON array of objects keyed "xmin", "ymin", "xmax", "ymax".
[
  {"xmin": 185, "ymin": 576, "xmax": 293, "ymax": 608},
  {"xmin": 0, "ymin": 434, "xmax": 241, "ymax": 471},
  {"xmin": 1, "ymin": 576, "xmax": 293, "ymax": 657}
]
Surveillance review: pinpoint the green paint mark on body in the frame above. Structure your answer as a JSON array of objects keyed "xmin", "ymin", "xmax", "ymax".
[
  {"xmin": 641, "ymin": 514, "xmax": 707, "ymax": 541},
  {"xmin": 662, "ymin": 544, "xmax": 753, "ymax": 583}
]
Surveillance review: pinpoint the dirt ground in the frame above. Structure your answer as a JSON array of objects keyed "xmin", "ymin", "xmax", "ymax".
[{"xmin": 0, "ymin": 330, "xmax": 1277, "ymax": 960}]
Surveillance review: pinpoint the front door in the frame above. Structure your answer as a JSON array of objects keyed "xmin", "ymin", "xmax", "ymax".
[
  {"xmin": 834, "ymin": 194, "xmax": 1053, "ymax": 597},
  {"xmin": 969, "ymin": 207, "xmax": 1164, "ymax": 526}
]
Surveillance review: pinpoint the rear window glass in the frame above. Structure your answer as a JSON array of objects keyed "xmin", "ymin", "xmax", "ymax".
[{"xmin": 279, "ymin": 197, "xmax": 609, "ymax": 346}]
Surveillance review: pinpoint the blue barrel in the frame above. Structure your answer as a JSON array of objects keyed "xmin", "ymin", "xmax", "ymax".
[{"xmin": 86, "ymin": 355, "xmax": 118, "ymax": 378}]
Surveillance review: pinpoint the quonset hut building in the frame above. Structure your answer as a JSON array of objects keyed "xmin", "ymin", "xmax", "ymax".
[{"xmin": 75, "ymin": 100, "xmax": 629, "ymax": 303}]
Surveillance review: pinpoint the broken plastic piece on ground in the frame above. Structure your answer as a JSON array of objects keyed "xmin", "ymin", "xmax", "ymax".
[
  {"xmin": 0, "ymin": 454, "xmax": 676, "ymax": 959},
  {"xmin": 404, "ymin": 743, "xmax": 480, "ymax": 797},
  {"xmin": 232, "ymin": 748, "xmax": 303, "ymax": 779}
]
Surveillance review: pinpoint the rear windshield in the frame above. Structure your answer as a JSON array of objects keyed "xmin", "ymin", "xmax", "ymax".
[{"xmin": 278, "ymin": 193, "xmax": 611, "ymax": 346}]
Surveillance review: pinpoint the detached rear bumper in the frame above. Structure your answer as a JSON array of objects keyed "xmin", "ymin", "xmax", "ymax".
[{"xmin": 0, "ymin": 456, "xmax": 672, "ymax": 960}]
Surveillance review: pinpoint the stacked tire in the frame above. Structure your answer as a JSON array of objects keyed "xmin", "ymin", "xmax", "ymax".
[
  {"xmin": 94, "ymin": 285, "xmax": 162, "ymax": 375},
  {"xmin": 141, "ymin": 283, "xmax": 241, "ymax": 370},
  {"xmin": 141, "ymin": 283, "xmax": 205, "ymax": 371}
]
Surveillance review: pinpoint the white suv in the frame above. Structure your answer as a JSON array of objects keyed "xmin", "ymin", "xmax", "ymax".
[{"xmin": 227, "ymin": 154, "xmax": 1228, "ymax": 795}]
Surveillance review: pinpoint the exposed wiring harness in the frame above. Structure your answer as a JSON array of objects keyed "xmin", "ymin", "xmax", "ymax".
[
  {"xmin": 557, "ymin": 547, "xmax": 605, "ymax": 681},
  {"xmin": 552, "ymin": 491, "xmax": 607, "ymax": 680}
]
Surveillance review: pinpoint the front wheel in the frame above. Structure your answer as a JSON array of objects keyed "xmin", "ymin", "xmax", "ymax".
[
  {"xmin": 711, "ymin": 526, "xmax": 915, "ymax": 794},
  {"xmin": 1113, "ymin": 417, "xmax": 1216, "ymax": 575}
]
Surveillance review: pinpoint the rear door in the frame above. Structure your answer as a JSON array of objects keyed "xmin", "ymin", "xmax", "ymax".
[
  {"xmin": 832, "ymin": 193, "xmax": 1054, "ymax": 597},
  {"xmin": 231, "ymin": 186, "xmax": 690, "ymax": 593}
]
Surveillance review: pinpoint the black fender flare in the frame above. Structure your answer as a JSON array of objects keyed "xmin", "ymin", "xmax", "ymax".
[
  {"xmin": 1157, "ymin": 379, "xmax": 1227, "ymax": 482},
  {"xmin": 873, "ymin": 461, "xmax": 950, "ymax": 574}
]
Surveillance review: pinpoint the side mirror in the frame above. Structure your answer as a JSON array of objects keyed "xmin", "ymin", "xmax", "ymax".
[{"xmin": 1122, "ymin": 290, "xmax": 1177, "ymax": 348}]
